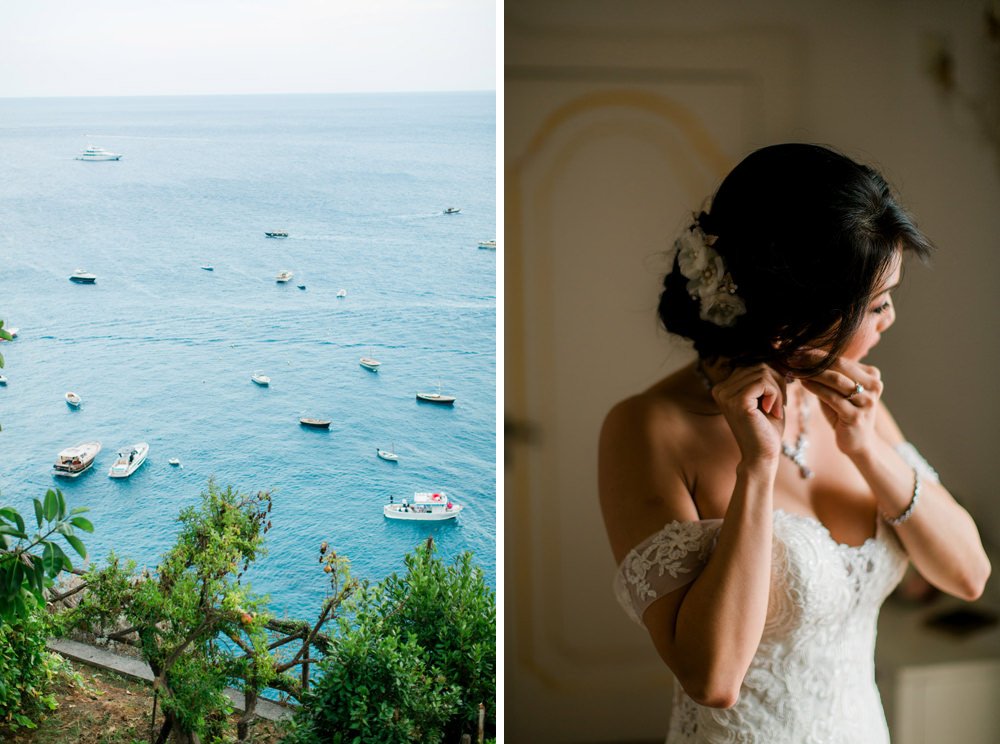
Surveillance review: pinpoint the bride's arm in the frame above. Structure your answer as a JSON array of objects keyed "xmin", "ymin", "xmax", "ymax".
[
  {"xmin": 599, "ymin": 379, "xmax": 780, "ymax": 708},
  {"xmin": 851, "ymin": 401, "xmax": 990, "ymax": 600}
]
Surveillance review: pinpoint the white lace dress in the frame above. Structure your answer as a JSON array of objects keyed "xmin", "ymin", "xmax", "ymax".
[{"xmin": 614, "ymin": 509, "xmax": 909, "ymax": 743}]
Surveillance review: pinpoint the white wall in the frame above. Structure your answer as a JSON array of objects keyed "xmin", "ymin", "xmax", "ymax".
[{"xmin": 506, "ymin": 1, "xmax": 1000, "ymax": 741}]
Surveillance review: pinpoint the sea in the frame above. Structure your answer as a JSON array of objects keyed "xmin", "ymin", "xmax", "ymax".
[{"xmin": 0, "ymin": 92, "xmax": 496, "ymax": 622}]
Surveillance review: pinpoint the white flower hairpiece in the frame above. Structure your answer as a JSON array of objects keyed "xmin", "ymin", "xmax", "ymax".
[{"xmin": 665, "ymin": 222, "xmax": 747, "ymax": 328}]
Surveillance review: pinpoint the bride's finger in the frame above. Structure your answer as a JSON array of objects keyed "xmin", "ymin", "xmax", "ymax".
[{"xmin": 800, "ymin": 378, "xmax": 865, "ymax": 421}]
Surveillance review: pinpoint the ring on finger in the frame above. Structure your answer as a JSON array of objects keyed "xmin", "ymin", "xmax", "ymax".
[{"xmin": 845, "ymin": 381, "xmax": 865, "ymax": 401}]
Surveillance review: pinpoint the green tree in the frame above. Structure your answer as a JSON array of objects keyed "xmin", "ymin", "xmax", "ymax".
[
  {"xmin": 287, "ymin": 538, "xmax": 496, "ymax": 743},
  {"xmin": 71, "ymin": 481, "xmax": 274, "ymax": 744}
]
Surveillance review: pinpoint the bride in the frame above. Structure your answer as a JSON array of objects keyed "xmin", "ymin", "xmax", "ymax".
[{"xmin": 598, "ymin": 143, "xmax": 990, "ymax": 743}]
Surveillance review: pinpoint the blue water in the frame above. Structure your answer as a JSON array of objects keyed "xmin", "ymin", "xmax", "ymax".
[{"xmin": 0, "ymin": 92, "xmax": 496, "ymax": 620}]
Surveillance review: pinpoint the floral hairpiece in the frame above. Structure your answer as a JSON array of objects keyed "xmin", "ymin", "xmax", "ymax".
[{"xmin": 666, "ymin": 220, "xmax": 746, "ymax": 328}]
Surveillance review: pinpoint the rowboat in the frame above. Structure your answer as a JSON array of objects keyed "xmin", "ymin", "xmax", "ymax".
[{"xmin": 299, "ymin": 417, "xmax": 332, "ymax": 429}]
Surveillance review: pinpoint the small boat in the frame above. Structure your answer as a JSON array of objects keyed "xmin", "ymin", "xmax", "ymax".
[
  {"xmin": 65, "ymin": 391, "xmax": 82, "ymax": 407},
  {"xmin": 297, "ymin": 284, "xmax": 306, "ymax": 290},
  {"xmin": 443, "ymin": 207, "xmax": 461, "ymax": 215},
  {"xmin": 384, "ymin": 492, "xmax": 462, "ymax": 521},
  {"xmin": 276, "ymin": 270, "xmax": 294, "ymax": 283},
  {"xmin": 201, "ymin": 265, "xmax": 214, "ymax": 271},
  {"xmin": 0, "ymin": 375, "xmax": 7, "ymax": 385},
  {"xmin": 359, "ymin": 353, "xmax": 381, "ymax": 372},
  {"xmin": 377, "ymin": 444, "xmax": 399, "ymax": 462},
  {"xmin": 75, "ymin": 146, "xmax": 122, "ymax": 161},
  {"xmin": 251, "ymin": 372, "xmax": 271, "ymax": 386},
  {"xmin": 299, "ymin": 417, "xmax": 332, "ymax": 429},
  {"xmin": 69, "ymin": 269, "xmax": 97, "ymax": 284},
  {"xmin": 336, "ymin": 289, "xmax": 347, "ymax": 298},
  {"xmin": 168, "ymin": 458, "xmax": 181, "ymax": 466},
  {"xmin": 265, "ymin": 231, "xmax": 289, "ymax": 239},
  {"xmin": 53, "ymin": 441, "xmax": 101, "ymax": 478},
  {"xmin": 416, "ymin": 383, "xmax": 456, "ymax": 405},
  {"xmin": 108, "ymin": 442, "xmax": 149, "ymax": 479},
  {"xmin": 478, "ymin": 240, "xmax": 497, "ymax": 250}
]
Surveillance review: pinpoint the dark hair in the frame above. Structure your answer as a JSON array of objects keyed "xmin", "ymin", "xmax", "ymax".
[{"xmin": 657, "ymin": 143, "xmax": 933, "ymax": 375}]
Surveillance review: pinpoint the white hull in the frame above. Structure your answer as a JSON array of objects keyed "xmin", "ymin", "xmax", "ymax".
[
  {"xmin": 377, "ymin": 448, "xmax": 399, "ymax": 462},
  {"xmin": 360, "ymin": 357, "xmax": 381, "ymax": 371},
  {"xmin": 65, "ymin": 392, "xmax": 82, "ymax": 407},
  {"xmin": 109, "ymin": 442, "xmax": 149, "ymax": 478},
  {"xmin": 384, "ymin": 503, "xmax": 462, "ymax": 521},
  {"xmin": 54, "ymin": 441, "xmax": 101, "ymax": 477}
]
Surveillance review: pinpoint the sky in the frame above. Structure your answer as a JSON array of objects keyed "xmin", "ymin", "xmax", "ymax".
[{"xmin": 0, "ymin": 0, "xmax": 496, "ymax": 98}]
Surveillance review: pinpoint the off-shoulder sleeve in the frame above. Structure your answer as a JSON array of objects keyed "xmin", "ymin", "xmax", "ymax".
[
  {"xmin": 895, "ymin": 441, "xmax": 940, "ymax": 484},
  {"xmin": 612, "ymin": 519, "xmax": 723, "ymax": 625}
]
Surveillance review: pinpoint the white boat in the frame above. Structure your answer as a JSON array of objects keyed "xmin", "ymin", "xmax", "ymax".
[
  {"xmin": 76, "ymin": 146, "xmax": 122, "ymax": 161},
  {"xmin": 251, "ymin": 372, "xmax": 271, "ymax": 386},
  {"xmin": 53, "ymin": 441, "xmax": 101, "ymax": 478},
  {"xmin": 443, "ymin": 207, "xmax": 461, "ymax": 214},
  {"xmin": 300, "ymin": 417, "xmax": 332, "ymax": 429},
  {"xmin": 359, "ymin": 352, "xmax": 381, "ymax": 371},
  {"xmin": 168, "ymin": 458, "xmax": 181, "ymax": 466},
  {"xmin": 276, "ymin": 270, "xmax": 294, "ymax": 283},
  {"xmin": 65, "ymin": 391, "xmax": 82, "ymax": 407},
  {"xmin": 384, "ymin": 492, "xmax": 462, "ymax": 521},
  {"xmin": 336, "ymin": 288, "xmax": 347, "ymax": 298},
  {"xmin": 416, "ymin": 383, "xmax": 456, "ymax": 405},
  {"xmin": 0, "ymin": 375, "xmax": 7, "ymax": 385},
  {"xmin": 108, "ymin": 442, "xmax": 149, "ymax": 478},
  {"xmin": 377, "ymin": 444, "xmax": 399, "ymax": 462},
  {"xmin": 478, "ymin": 240, "xmax": 497, "ymax": 250},
  {"xmin": 69, "ymin": 269, "xmax": 97, "ymax": 284}
]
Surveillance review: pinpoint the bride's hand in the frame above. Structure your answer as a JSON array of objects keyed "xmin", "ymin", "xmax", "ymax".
[
  {"xmin": 799, "ymin": 357, "xmax": 883, "ymax": 456},
  {"xmin": 710, "ymin": 364, "xmax": 787, "ymax": 467}
]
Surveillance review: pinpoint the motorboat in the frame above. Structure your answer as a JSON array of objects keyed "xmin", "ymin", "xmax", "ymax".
[
  {"xmin": 53, "ymin": 441, "xmax": 101, "ymax": 478},
  {"xmin": 65, "ymin": 391, "xmax": 82, "ymax": 407},
  {"xmin": 297, "ymin": 284, "xmax": 306, "ymax": 290},
  {"xmin": 251, "ymin": 372, "xmax": 271, "ymax": 386},
  {"xmin": 276, "ymin": 270, "xmax": 294, "ymax": 283},
  {"xmin": 478, "ymin": 240, "xmax": 497, "ymax": 250},
  {"xmin": 201, "ymin": 265, "xmax": 214, "ymax": 271},
  {"xmin": 70, "ymin": 269, "xmax": 97, "ymax": 284},
  {"xmin": 377, "ymin": 444, "xmax": 399, "ymax": 462},
  {"xmin": 168, "ymin": 458, "xmax": 181, "ymax": 466},
  {"xmin": 0, "ymin": 375, "xmax": 7, "ymax": 385},
  {"xmin": 443, "ymin": 207, "xmax": 461, "ymax": 215},
  {"xmin": 76, "ymin": 146, "xmax": 122, "ymax": 161},
  {"xmin": 108, "ymin": 442, "xmax": 149, "ymax": 479},
  {"xmin": 265, "ymin": 231, "xmax": 289, "ymax": 239},
  {"xmin": 299, "ymin": 417, "xmax": 332, "ymax": 429},
  {"xmin": 384, "ymin": 492, "xmax": 462, "ymax": 521},
  {"xmin": 359, "ymin": 354, "xmax": 381, "ymax": 371},
  {"xmin": 336, "ymin": 289, "xmax": 347, "ymax": 298}
]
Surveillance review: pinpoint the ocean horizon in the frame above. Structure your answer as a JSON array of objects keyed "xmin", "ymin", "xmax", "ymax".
[{"xmin": 0, "ymin": 91, "xmax": 497, "ymax": 621}]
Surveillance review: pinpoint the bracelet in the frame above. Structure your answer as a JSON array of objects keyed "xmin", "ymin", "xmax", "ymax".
[{"xmin": 883, "ymin": 468, "xmax": 921, "ymax": 527}]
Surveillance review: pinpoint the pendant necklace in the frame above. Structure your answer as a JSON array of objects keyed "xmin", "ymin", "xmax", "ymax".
[{"xmin": 695, "ymin": 361, "xmax": 814, "ymax": 479}]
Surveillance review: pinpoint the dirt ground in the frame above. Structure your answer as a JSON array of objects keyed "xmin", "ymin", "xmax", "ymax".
[{"xmin": 4, "ymin": 661, "xmax": 286, "ymax": 744}]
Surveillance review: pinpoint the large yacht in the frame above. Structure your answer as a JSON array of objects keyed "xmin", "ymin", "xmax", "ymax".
[{"xmin": 75, "ymin": 146, "xmax": 122, "ymax": 162}]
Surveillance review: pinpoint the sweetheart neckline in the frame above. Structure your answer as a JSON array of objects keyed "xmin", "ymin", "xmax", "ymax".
[{"xmin": 772, "ymin": 508, "xmax": 880, "ymax": 551}]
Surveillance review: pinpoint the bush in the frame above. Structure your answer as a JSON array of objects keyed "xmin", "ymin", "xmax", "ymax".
[
  {"xmin": 287, "ymin": 538, "xmax": 496, "ymax": 743},
  {"xmin": 0, "ymin": 594, "xmax": 64, "ymax": 732}
]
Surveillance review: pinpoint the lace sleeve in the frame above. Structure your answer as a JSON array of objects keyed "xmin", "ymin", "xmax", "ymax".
[
  {"xmin": 612, "ymin": 519, "xmax": 723, "ymax": 625},
  {"xmin": 895, "ymin": 441, "xmax": 940, "ymax": 484}
]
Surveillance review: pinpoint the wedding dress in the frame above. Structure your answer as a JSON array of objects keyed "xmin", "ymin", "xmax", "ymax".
[{"xmin": 614, "ymin": 508, "xmax": 909, "ymax": 743}]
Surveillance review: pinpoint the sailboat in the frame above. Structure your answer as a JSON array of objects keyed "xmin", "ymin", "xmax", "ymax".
[
  {"xmin": 416, "ymin": 382, "xmax": 456, "ymax": 405},
  {"xmin": 377, "ymin": 443, "xmax": 399, "ymax": 462}
]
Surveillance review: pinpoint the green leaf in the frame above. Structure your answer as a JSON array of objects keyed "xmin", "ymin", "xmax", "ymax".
[
  {"xmin": 0, "ymin": 524, "xmax": 28, "ymax": 540},
  {"xmin": 55, "ymin": 489, "xmax": 66, "ymax": 520},
  {"xmin": 64, "ymin": 533, "xmax": 87, "ymax": 560},
  {"xmin": 69, "ymin": 506, "xmax": 90, "ymax": 516},
  {"xmin": 33, "ymin": 499, "xmax": 44, "ymax": 529},
  {"xmin": 50, "ymin": 542, "xmax": 73, "ymax": 572},
  {"xmin": 43, "ymin": 489, "xmax": 57, "ymax": 522},
  {"xmin": 0, "ymin": 506, "xmax": 18, "ymax": 523},
  {"xmin": 69, "ymin": 516, "xmax": 94, "ymax": 533}
]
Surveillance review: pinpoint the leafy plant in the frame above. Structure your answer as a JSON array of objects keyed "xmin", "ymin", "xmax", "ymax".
[
  {"xmin": 0, "ymin": 488, "xmax": 93, "ymax": 620},
  {"xmin": 70, "ymin": 481, "xmax": 273, "ymax": 744},
  {"xmin": 287, "ymin": 538, "xmax": 496, "ymax": 743}
]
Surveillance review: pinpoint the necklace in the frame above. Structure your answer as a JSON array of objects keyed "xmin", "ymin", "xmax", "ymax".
[{"xmin": 695, "ymin": 361, "xmax": 814, "ymax": 479}]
